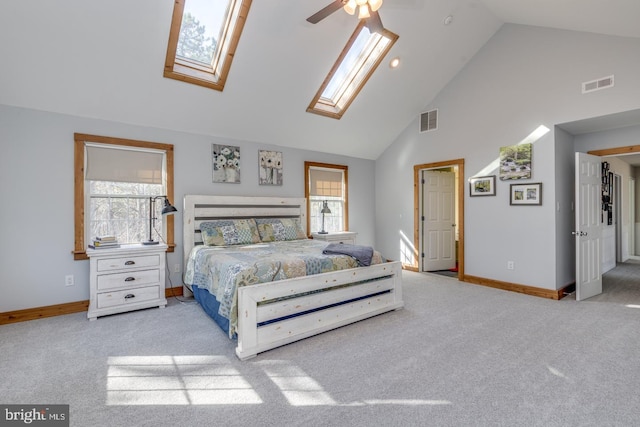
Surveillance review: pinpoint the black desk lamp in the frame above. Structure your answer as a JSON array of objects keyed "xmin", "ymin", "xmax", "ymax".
[
  {"xmin": 143, "ymin": 196, "xmax": 177, "ymax": 245},
  {"xmin": 318, "ymin": 200, "xmax": 331, "ymax": 234}
]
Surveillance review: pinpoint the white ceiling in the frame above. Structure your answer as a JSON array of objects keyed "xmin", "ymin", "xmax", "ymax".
[
  {"xmin": 479, "ymin": 0, "xmax": 640, "ymax": 39},
  {"xmin": 1, "ymin": 0, "xmax": 640, "ymax": 160}
]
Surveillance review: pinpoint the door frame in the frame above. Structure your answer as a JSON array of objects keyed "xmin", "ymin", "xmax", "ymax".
[
  {"xmin": 413, "ymin": 159, "xmax": 465, "ymax": 279},
  {"xmin": 586, "ymin": 144, "xmax": 640, "ymax": 264}
]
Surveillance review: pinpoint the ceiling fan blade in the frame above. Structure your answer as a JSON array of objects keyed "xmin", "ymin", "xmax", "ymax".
[
  {"xmin": 306, "ymin": 0, "xmax": 345, "ymax": 24},
  {"xmin": 364, "ymin": 10, "xmax": 384, "ymax": 34}
]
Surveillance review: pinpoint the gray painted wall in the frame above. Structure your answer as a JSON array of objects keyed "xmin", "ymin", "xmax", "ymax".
[
  {"xmin": 0, "ymin": 105, "xmax": 376, "ymax": 312},
  {"xmin": 375, "ymin": 24, "xmax": 640, "ymax": 290}
]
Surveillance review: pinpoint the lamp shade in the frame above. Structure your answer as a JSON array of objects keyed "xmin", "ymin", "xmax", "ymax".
[
  {"xmin": 321, "ymin": 201, "xmax": 331, "ymax": 214},
  {"xmin": 161, "ymin": 198, "xmax": 177, "ymax": 215}
]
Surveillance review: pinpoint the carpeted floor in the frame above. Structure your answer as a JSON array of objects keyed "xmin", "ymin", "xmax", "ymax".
[{"xmin": 1, "ymin": 270, "xmax": 639, "ymax": 426}]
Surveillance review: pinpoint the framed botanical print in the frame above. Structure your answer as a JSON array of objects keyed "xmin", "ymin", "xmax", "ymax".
[
  {"xmin": 259, "ymin": 150, "xmax": 283, "ymax": 185},
  {"xmin": 212, "ymin": 144, "xmax": 241, "ymax": 183}
]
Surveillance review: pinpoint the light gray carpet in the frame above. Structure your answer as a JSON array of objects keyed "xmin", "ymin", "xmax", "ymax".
[
  {"xmin": 1, "ymin": 270, "xmax": 639, "ymax": 427},
  {"xmin": 586, "ymin": 260, "xmax": 640, "ymax": 304}
]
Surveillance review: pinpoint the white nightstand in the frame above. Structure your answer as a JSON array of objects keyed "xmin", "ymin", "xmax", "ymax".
[
  {"xmin": 311, "ymin": 231, "xmax": 358, "ymax": 245},
  {"xmin": 87, "ymin": 244, "xmax": 168, "ymax": 320}
]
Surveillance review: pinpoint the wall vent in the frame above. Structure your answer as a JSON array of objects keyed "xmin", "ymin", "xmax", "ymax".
[
  {"xmin": 582, "ymin": 75, "xmax": 614, "ymax": 94},
  {"xmin": 419, "ymin": 109, "xmax": 438, "ymax": 133}
]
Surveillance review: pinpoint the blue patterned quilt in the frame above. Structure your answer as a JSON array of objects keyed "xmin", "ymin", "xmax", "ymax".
[{"xmin": 184, "ymin": 239, "xmax": 382, "ymax": 338}]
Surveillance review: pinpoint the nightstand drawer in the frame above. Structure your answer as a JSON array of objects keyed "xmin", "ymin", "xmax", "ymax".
[
  {"xmin": 97, "ymin": 285, "xmax": 161, "ymax": 309},
  {"xmin": 97, "ymin": 269, "xmax": 160, "ymax": 291},
  {"xmin": 97, "ymin": 254, "xmax": 160, "ymax": 272},
  {"xmin": 312, "ymin": 232, "xmax": 357, "ymax": 245}
]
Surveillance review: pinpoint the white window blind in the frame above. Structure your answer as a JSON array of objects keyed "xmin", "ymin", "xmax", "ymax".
[
  {"xmin": 85, "ymin": 144, "xmax": 164, "ymax": 184},
  {"xmin": 310, "ymin": 168, "xmax": 343, "ymax": 197}
]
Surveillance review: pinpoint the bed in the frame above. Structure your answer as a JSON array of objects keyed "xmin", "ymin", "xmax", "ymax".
[{"xmin": 183, "ymin": 195, "xmax": 404, "ymax": 360}]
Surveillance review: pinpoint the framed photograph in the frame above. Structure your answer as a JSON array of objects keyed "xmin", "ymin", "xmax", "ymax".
[
  {"xmin": 469, "ymin": 175, "xmax": 496, "ymax": 197},
  {"xmin": 212, "ymin": 144, "xmax": 241, "ymax": 183},
  {"xmin": 500, "ymin": 143, "xmax": 532, "ymax": 181},
  {"xmin": 510, "ymin": 182, "xmax": 542, "ymax": 205},
  {"xmin": 258, "ymin": 150, "xmax": 283, "ymax": 185}
]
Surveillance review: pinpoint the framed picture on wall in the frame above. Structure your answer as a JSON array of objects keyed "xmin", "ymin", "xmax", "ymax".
[
  {"xmin": 212, "ymin": 144, "xmax": 241, "ymax": 183},
  {"xmin": 510, "ymin": 182, "xmax": 542, "ymax": 205},
  {"xmin": 258, "ymin": 150, "xmax": 283, "ymax": 185},
  {"xmin": 500, "ymin": 143, "xmax": 532, "ymax": 180},
  {"xmin": 469, "ymin": 175, "xmax": 496, "ymax": 196}
]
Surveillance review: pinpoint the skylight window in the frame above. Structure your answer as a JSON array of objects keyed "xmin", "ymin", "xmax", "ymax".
[
  {"xmin": 307, "ymin": 22, "xmax": 398, "ymax": 119},
  {"xmin": 164, "ymin": 0, "xmax": 251, "ymax": 91}
]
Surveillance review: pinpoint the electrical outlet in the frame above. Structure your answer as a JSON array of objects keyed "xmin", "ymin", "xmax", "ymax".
[
  {"xmin": 173, "ymin": 264, "xmax": 181, "ymax": 273},
  {"xmin": 65, "ymin": 274, "xmax": 75, "ymax": 286},
  {"xmin": 507, "ymin": 261, "xmax": 515, "ymax": 270}
]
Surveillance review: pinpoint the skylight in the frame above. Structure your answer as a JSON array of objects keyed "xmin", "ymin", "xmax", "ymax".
[
  {"xmin": 307, "ymin": 22, "xmax": 398, "ymax": 119},
  {"xmin": 164, "ymin": 0, "xmax": 252, "ymax": 91}
]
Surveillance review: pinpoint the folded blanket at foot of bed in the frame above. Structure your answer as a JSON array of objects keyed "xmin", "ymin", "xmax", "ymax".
[{"xmin": 322, "ymin": 243, "xmax": 374, "ymax": 266}]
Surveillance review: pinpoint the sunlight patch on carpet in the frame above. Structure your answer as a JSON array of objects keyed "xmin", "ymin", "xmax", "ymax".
[{"xmin": 106, "ymin": 355, "xmax": 262, "ymax": 405}]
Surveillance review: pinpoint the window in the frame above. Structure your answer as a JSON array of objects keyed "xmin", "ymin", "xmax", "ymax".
[
  {"xmin": 305, "ymin": 162, "xmax": 348, "ymax": 234},
  {"xmin": 73, "ymin": 134, "xmax": 175, "ymax": 260},
  {"xmin": 307, "ymin": 22, "xmax": 398, "ymax": 119},
  {"xmin": 164, "ymin": 0, "xmax": 252, "ymax": 91}
]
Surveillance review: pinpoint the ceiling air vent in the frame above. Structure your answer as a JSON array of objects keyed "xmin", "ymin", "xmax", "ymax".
[
  {"xmin": 420, "ymin": 109, "xmax": 438, "ymax": 133},
  {"xmin": 582, "ymin": 75, "xmax": 614, "ymax": 94}
]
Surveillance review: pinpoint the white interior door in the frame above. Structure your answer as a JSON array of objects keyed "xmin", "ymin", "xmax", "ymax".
[
  {"xmin": 575, "ymin": 152, "xmax": 603, "ymax": 301},
  {"xmin": 422, "ymin": 170, "xmax": 456, "ymax": 271}
]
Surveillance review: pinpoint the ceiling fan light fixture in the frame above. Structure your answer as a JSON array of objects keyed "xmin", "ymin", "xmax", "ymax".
[
  {"xmin": 369, "ymin": 0, "xmax": 383, "ymax": 12},
  {"xmin": 343, "ymin": 0, "xmax": 357, "ymax": 15},
  {"xmin": 358, "ymin": 4, "xmax": 371, "ymax": 19}
]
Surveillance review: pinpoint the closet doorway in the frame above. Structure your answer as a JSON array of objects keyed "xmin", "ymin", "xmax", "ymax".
[{"xmin": 413, "ymin": 159, "xmax": 465, "ymax": 279}]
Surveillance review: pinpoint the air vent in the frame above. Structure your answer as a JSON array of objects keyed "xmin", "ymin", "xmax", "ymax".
[
  {"xmin": 582, "ymin": 75, "xmax": 614, "ymax": 94},
  {"xmin": 420, "ymin": 109, "xmax": 438, "ymax": 133}
]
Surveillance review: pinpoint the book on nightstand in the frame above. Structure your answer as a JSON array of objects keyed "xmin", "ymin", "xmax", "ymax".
[{"xmin": 89, "ymin": 236, "xmax": 120, "ymax": 249}]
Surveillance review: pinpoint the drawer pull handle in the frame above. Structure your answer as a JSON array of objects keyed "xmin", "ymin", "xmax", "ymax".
[
  {"xmin": 124, "ymin": 277, "xmax": 136, "ymax": 282},
  {"xmin": 124, "ymin": 260, "xmax": 135, "ymax": 265},
  {"xmin": 124, "ymin": 294, "xmax": 135, "ymax": 299}
]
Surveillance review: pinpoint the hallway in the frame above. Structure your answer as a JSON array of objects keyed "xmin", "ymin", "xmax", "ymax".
[{"xmin": 581, "ymin": 259, "xmax": 640, "ymax": 304}]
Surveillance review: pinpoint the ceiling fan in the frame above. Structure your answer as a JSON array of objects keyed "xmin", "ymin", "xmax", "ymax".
[{"xmin": 306, "ymin": 0, "xmax": 385, "ymax": 34}]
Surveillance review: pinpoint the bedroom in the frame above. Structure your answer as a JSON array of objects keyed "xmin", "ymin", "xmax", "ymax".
[
  {"xmin": 1, "ymin": 0, "xmax": 638, "ymax": 318},
  {"xmin": 1, "ymin": 0, "xmax": 640, "ymax": 423}
]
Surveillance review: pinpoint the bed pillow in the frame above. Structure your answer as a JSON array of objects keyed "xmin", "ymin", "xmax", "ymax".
[
  {"xmin": 199, "ymin": 219, "xmax": 261, "ymax": 246},
  {"xmin": 255, "ymin": 218, "xmax": 307, "ymax": 242}
]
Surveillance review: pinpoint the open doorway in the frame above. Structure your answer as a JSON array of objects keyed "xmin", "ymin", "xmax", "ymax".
[
  {"xmin": 577, "ymin": 146, "xmax": 640, "ymax": 301},
  {"xmin": 413, "ymin": 159, "xmax": 465, "ymax": 280}
]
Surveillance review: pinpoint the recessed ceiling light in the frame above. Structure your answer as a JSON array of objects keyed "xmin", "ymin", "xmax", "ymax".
[{"xmin": 389, "ymin": 57, "xmax": 400, "ymax": 68}]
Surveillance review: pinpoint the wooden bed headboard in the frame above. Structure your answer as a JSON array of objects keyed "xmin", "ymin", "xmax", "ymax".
[{"xmin": 182, "ymin": 195, "xmax": 307, "ymax": 267}]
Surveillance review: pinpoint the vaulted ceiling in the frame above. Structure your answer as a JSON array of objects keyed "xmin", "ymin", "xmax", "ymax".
[{"xmin": 1, "ymin": 0, "xmax": 639, "ymax": 160}]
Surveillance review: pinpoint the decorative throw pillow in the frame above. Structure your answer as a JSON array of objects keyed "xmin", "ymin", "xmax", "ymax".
[
  {"xmin": 200, "ymin": 219, "xmax": 260, "ymax": 246},
  {"xmin": 255, "ymin": 218, "xmax": 307, "ymax": 242}
]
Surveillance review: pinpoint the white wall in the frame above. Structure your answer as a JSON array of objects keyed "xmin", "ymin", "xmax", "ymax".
[
  {"xmin": 554, "ymin": 127, "xmax": 575, "ymax": 288},
  {"xmin": 0, "ymin": 105, "xmax": 376, "ymax": 312},
  {"xmin": 375, "ymin": 24, "xmax": 640, "ymax": 290}
]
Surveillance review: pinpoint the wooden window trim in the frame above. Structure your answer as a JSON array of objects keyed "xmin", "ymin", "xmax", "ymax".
[
  {"xmin": 304, "ymin": 161, "xmax": 349, "ymax": 235},
  {"xmin": 307, "ymin": 22, "xmax": 398, "ymax": 119},
  {"xmin": 73, "ymin": 133, "xmax": 175, "ymax": 260},
  {"xmin": 163, "ymin": 0, "xmax": 252, "ymax": 92}
]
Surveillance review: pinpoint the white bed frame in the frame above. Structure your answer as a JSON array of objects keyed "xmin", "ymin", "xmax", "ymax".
[{"xmin": 183, "ymin": 195, "xmax": 404, "ymax": 360}]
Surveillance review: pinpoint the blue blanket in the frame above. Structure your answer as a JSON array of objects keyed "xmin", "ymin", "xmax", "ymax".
[{"xmin": 322, "ymin": 243, "xmax": 374, "ymax": 266}]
